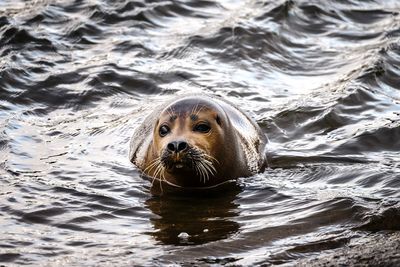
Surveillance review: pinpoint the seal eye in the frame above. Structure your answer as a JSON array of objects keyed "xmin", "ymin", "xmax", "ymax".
[
  {"xmin": 194, "ymin": 123, "xmax": 211, "ymax": 133},
  {"xmin": 159, "ymin": 125, "xmax": 170, "ymax": 137}
]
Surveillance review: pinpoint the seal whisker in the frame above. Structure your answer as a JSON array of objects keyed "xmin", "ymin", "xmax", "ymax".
[
  {"xmin": 203, "ymin": 160, "xmax": 217, "ymax": 176},
  {"xmin": 159, "ymin": 166, "xmax": 165, "ymax": 193},
  {"xmin": 204, "ymin": 157, "xmax": 217, "ymax": 172},
  {"xmin": 153, "ymin": 164, "xmax": 164, "ymax": 181},
  {"xmin": 196, "ymin": 161, "xmax": 207, "ymax": 183},
  {"xmin": 156, "ymin": 165, "xmax": 166, "ymax": 193},
  {"xmin": 143, "ymin": 159, "xmax": 160, "ymax": 173},
  {"xmin": 194, "ymin": 162, "xmax": 201, "ymax": 181},
  {"xmin": 195, "ymin": 105, "xmax": 206, "ymax": 117},
  {"xmin": 204, "ymin": 163, "xmax": 211, "ymax": 182},
  {"xmin": 198, "ymin": 160, "xmax": 211, "ymax": 182},
  {"xmin": 204, "ymin": 154, "xmax": 220, "ymax": 165},
  {"xmin": 200, "ymin": 163, "xmax": 208, "ymax": 183},
  {"xmin": 144, "ymin": 157, "xmax": 160, "ymax": 168},
  {"xmin": 201, "ymin": 160, "xmax": 215, "ymax": 179},
  {"xmin": 187, "ymin": 148, "xmax": 218, "ymax": 183},
  {"xmin": 150, "ymin": 177, "xmax": 157, "ymax": 188},
  {"xmin": 166, "ymin": 107, "xmax": 177, "ymax": 121},
  {"xmin": 191, "ymin": 158, "xmax": 204, "ymax": 183},
  {"xmin": 145, "ymin": 156, "xmax": 166, "ymax": 193},
  {"xmin": 150, "ymin": 162, "xmax": 162, "ymax": 187},
  {"xmin": 194, "ymin": 161, "xmax": 202, "ymax": 183},
  {"xmin": 143, "ymin": 157, "xmax": 163, "ymax": 176},
  {"xmin": 194, "ymin": 163, "xmax": 202, "ymax": 183},
  {"xmin": 169, "ymin": 107, "xmax": 176, "ymax": 117},
  {"xmin": 165, "ymin": 107, "xmax": 172, "ymax": 119},
  {"xmin": 191, "ymin": 101, "xmax": 200, "ymax": 116}
]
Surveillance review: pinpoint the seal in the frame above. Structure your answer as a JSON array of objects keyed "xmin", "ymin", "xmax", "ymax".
[{"xmin": 129, "ymin": 95, "xmax": 267, "ymax": 188}]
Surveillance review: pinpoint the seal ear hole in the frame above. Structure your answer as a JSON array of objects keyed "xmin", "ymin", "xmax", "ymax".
[{"xmin": 216, "ymin": 115, "xmax": 222, "ymax": 125}]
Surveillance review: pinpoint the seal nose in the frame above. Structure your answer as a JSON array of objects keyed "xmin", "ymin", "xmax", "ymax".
[{"xmin": 167, "ymin": 141, "xmax": 188, "ymax": 153}]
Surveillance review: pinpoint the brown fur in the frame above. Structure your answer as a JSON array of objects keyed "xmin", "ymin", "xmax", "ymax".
[{"xmin": 129, "ymin": 95, "xmax": 267, "ymax": 188}]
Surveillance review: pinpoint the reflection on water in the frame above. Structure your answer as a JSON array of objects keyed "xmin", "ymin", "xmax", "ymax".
[
  {"xmin": 1, "ymin": 0, "xmax": 400, "ymax": 265},
  {"xmin": 146, "ymin": 183, "xmax": 241, "ymax": 245}
]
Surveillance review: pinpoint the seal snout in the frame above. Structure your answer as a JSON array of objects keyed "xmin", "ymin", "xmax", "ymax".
[
  {"xmin": 161, "ymin": 140, "xmax": 191, "ymax": 170},
  {"xmin": 166, "ymin": 140, "xmax": 188, "ymax": 153}
]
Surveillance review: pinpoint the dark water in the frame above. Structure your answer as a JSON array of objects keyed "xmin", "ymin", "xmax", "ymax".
[{"xmin": 1, "ymin": 0, "xmax": 400, "ymax": 265}]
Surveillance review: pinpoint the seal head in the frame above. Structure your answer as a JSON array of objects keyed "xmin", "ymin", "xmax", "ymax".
[{"xmin": 130, "ymin": 95, "xmax": 267, "ymax": 188}]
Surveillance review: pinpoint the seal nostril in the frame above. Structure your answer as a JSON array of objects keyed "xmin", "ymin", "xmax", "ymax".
[
  {"xmin": 177, "ymin": 141, "xmax": 187, "ymax": 152},
  {"xmin": 167, "ymin": 141, "xmax": 187, "ymax": 152},
  {"xmin": 167, "ymin": 142, "xmax": 177, "ymax": 152}
]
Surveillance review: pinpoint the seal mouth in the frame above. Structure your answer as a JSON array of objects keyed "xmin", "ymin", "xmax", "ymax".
[
  {"xmin": 166, "ymin": 159, "xmax": 187, "ymax": 170},
  {"xmin": 160, "ymin": 146, "xmax": 218, "ymax": 183},
  {"xmin": 163, "ymin": 156, "xmax": 191, "ymax": 171},
  {"xmin": 174, "ymin": 163, "xmax": 184, "ymax": 169}
]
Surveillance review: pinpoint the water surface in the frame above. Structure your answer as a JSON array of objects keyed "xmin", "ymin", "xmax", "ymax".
[{"xmin": 1, "ymin": 0, "xmax": 400, "ymax": 265}]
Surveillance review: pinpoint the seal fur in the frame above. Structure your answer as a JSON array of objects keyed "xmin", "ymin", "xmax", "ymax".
[{"xmin": 129, "ymin": 95, "xmax": 267, "ymax": 188}]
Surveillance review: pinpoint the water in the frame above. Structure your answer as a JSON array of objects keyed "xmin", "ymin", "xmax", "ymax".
[{"xmin": 1, "ymin": 0, "xmax": 400, "ymax": 265}]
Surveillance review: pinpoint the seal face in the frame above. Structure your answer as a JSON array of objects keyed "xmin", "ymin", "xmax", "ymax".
[{"xmin": 129, "ymin": 95, "xmax": 267, "ymax": 188}]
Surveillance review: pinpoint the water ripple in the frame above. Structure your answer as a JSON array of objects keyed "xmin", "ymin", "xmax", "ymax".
[{"xmin": 1, "ymin": 0, "xmax": 400, "ymax": 266}]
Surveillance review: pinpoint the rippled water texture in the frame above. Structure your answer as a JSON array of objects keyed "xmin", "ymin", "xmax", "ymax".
[{"xmin": 1, "ymin": 0, "xmax": 400, "ymax": 266}]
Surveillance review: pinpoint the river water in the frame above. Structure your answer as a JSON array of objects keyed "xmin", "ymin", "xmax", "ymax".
[{"xmin": 1, "ymin": 0, "xmax": 400, "ymax": 266}]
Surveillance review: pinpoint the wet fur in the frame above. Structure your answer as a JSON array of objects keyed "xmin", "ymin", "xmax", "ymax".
[{"xmin": 129, "ymin": 95, "xmax": 267, "ymax": 188}]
